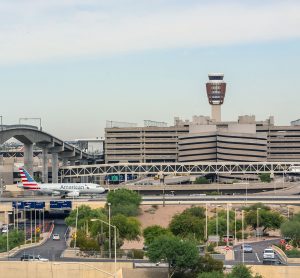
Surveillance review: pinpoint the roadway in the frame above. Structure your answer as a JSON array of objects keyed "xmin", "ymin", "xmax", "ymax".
[
  {"xmin": 231, "ymin": 239, "xmax": 281, "ymax": 265},
  {"xmin": 1, "ymin": 194, "xmax": 300, "ymax": 205},
  {"xmin": 10, "ymin": 219, "xmax": 68, "ymax": 261}
]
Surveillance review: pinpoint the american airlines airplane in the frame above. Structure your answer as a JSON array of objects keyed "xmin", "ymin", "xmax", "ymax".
[{"xmin": 18, "ymin": 167, "xmax": 105, "ymax": 198}]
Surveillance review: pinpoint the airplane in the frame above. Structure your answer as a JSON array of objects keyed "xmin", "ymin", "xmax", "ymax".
[{"xmin": 18, "ymin": 167, "xmax": 106, "ymax": 198}]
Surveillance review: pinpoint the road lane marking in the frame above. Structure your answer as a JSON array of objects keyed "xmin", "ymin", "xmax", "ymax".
[{"xmin": 255, "ymin": 252, "xmax": 261, "ymax": 262}]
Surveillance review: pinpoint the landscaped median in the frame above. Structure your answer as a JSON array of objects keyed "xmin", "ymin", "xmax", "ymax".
[{"xmin": 0, "ymin": 222, "xmax": 54, "ymax": 259}]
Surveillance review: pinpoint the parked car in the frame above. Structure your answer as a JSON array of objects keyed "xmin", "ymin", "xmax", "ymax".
[
  {"xmin": 52, "ymin": 234, "xmax": 60, "ymax": 240},
  {"xmin": 263, "ymin": 248, "xmax": 275, "ymax": 260},
  {"xmin": 242, "ymin": 244, "xmax": 253, "ymax": 253},
  {"xmin": 20, "ymin": 254, "xmax": 34, "ymax": 261},
  {"xmin": 34, "ymin": 255, "xmax": 49, "ymax": 262},
  {"xmin": 20, "ymin": 254, "xmax": 49, "ymax": 262}
]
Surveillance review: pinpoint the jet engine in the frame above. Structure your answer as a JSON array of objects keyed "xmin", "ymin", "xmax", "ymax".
[{"xmin": 67, "ymin": 191, "xmax": 80, "ymax": 198}]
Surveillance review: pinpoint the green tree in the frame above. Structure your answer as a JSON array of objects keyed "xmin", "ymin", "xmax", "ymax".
[
  {"xmin": 65, "ymin": 205, "xmax": 106, "ymax": 229},
  {"xmin": 259, "ymin": 173, "xmax": 271, "ymax": 183},
  {"xmin": 0, "ymin": 230, "xmax": 25, "ymax": 252},
  {"xmin": 245, "ymin": 208, "xmax": 283, "ymax": 233},
  {"xmin": 111, "ymin": 214, "xmax": 141, "ymax": 241},
  {"xmin": 243, "ymin": 203, "xmax": 270, "ymax": 212},
  {"xmin": 169, "ymin": 206, "xmax": 206, "ymax": 240},
  {"xmin": 147, "ymin": 235, "xmax": 199, "ymax": 278},
  {"xmin": 197, "ymin": 272, "xmax": 225, "ymax": 278},
  {"xmin": 107, "ymin": 188, "xmax": 142, "ymax": 216},
  {"xmin": 193, "ymin": 254, "xmax": 223, "ymax": 274},
  {"xmin": 281, "ymin": 220, "xmax": 300, "ymax": 246},
  {"xmin": 169, "ymin": 212, "xmax": 204, "ymax": 240},
  {"xmin": 143, "ymin": 225, "xmax": 171, "ymax": 245}
]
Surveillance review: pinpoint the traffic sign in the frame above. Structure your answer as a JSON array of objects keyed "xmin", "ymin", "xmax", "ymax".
[
  {"xmin": 224, "ymin": 246, "xmax": 232, "ymax": 251},
  {"xmin": 286, "ymin": 244, "xmax": 292, "ymax": 250},
  {"xmin": 50, "ymin": 201, "xmax": 72, "ymax": 209},
  {"xmin": 12, "ymin": 201, "xmax": 45, "ymax": 210}
]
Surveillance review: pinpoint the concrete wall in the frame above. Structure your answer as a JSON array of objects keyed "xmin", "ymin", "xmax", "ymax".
[
  {"xmin": 251, "ymin": 265, "xmax": 300, "ymax": 278},
  {"xmin": 0, "ymin": 261, "xmax": 131, "ymax": 278}
]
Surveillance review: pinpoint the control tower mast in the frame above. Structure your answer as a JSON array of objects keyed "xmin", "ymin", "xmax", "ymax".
[{"xmin": 206, "ymin": 73, "xmax": 226, "ymax": 122}]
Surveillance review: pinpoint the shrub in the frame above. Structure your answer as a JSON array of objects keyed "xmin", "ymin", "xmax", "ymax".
[
  {"xmin": 195, "ymin": 177, "xmax": 209, "ymax": 184},
  {"xmin": 285, "ymin": 249, "xmax": 300, "ymax": 258}
]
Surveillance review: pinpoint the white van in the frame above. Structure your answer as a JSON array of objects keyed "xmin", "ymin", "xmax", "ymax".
[{"xmin": 263, "ymin": 248, "xmax": 275, "ymax": 260}]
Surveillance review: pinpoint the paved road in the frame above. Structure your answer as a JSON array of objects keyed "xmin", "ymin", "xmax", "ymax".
[
  {"xmin": 11, "ymin": 219, "xmax": 68, "ymax": 261},
  {"xmin": 232, "ymin": 239, "xmax": 281, "ymax": 265}
]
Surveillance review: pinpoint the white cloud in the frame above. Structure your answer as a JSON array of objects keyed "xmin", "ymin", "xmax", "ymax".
[{"xmin": 1, "ymin": 1, "xmax": 300, "ymax": 64}]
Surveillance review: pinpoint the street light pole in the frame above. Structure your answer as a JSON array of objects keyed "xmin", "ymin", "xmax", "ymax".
[
  {"xmin": 242, "ymin": 209, "xmax": 245, "ymax": 264},
  {"xmin": 234, "ymin": 208, "xmax": 237, "ymax": 246},
  {"xmin": 257, "ymin": 208, "xmax": 261, "ymax": 240},
  {"xmin": 30, "ymin": 209, "xmax": 33, "ymax": 244},
  {"xmin": 114, "ymin": 225, "xmax": 117, "ymax": 275},
  {"xmin": 216, "ymin": 206, "xmax": 219, "ymax": 246},
  {"xmin": 34, "ymin": 209, "xmax": 37, "ymax": 243},
  {"xmin": 24, "ymin": 207, "xmax": 27, "ymax": 245},
  {"xmin": 19, "ymin": 117, "xmax": 42, "ymax": 130},
  {"xmin": 108, "ymin": 203, "xmax": 111, "ymax": 259},
  {"xmin": 226, "ymin": 203, "xmax": 229, "ymax": 248},
  {"xmin": 6, "ymin": 211, "xmax": 9, "ymax": 259},
  {"xmin": 91, "ymin": 219, "xmax": 117, "ymax": 275},
  {"xmin": 42, "ymin": 208, "xmax": 45, "ymax": 233},
  {"xmin": 74, "ymin": 206, "xmax": 79, "ymax": 252},
  {"xmin": 205, "ymin": 203, "xmax": 208, "ymax": 240},
  {"xmin": 0, "ymin": 115, "xmax": 3, "ymax": 131}
]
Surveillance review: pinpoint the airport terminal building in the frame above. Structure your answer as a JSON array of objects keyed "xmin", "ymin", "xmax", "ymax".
[{"xmin": 105, "ymin": 74, "xmax": 300, "ymax": 164}]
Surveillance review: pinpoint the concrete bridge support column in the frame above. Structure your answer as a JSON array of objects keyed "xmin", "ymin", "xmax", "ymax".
[
  {"xmin": 42, "ymin": 148, "xmax": 48, "ymax": 184},
  {"xmin": 52, "ymin": 153, "xmax": 59, "ymax": 183},
  {"xmin": 24, "ymin": 143, "xmax": 34, "ymax": 176}
]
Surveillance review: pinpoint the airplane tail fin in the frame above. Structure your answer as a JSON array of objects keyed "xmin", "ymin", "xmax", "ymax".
[{"xmin": 19, "ymin": 167, "xmax": 40, "ymax": 190}]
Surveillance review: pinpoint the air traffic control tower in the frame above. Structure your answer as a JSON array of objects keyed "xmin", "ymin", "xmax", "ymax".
[{"xmin": 206, "ymin": 73, "xmax": 226, "ymax": 122}]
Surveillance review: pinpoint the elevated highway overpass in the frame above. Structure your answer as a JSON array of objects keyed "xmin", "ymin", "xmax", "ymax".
[{"xmin": 0, "ymin": 125, "xmax": 96, "ymax": 183}]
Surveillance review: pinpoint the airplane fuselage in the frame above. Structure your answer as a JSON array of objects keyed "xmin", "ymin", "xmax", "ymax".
[{"xmin": 19, "ymin": 182, "xmax": 105, "ymax": 195}]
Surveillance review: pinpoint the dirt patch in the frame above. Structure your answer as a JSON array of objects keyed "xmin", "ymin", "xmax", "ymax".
[{"xmin": 122, "ymin": 204, "xmax": 192, "ymax": 249}]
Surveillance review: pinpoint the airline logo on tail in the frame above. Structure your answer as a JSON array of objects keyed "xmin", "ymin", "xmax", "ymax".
[{"xmin": 19, "ymin": 167, "xmax": 40, "ymax": 190}]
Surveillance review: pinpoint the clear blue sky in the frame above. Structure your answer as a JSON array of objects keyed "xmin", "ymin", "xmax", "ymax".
[{"xmin": 1, "ymin": 0, "xmax": 300, "ymax": 139}]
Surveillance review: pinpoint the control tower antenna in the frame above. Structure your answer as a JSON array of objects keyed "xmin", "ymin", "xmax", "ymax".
[{"xmin": 206, "ymin": 73, "xmax": 226, "ymax": 122}]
